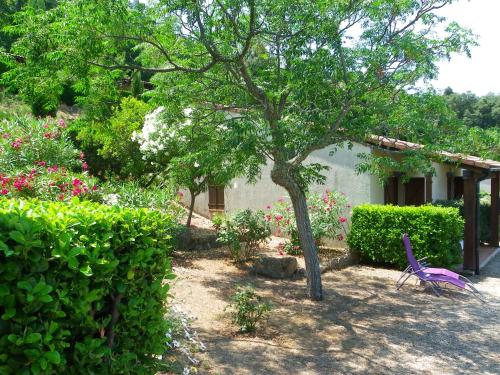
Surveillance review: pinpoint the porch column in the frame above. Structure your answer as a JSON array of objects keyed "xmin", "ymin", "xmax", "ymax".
[
  {"xmin": 491, "ymin": 172, "xmax": 499, "ymax": 247},
  {"xmin": 425, "ymin": 173, "xmax": 433, "ymax": 203},
  {"xmin": 463, "ymin": 170, "xmax": 479, "ymax": 273}
]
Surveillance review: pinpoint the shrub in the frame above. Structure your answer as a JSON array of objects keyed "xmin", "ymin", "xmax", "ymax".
[
  {"xmin": 433, "ymin": 197, "xmax": 491, "ymax": 243},
  {"xmin": 0, "ymin": 116, "xmax": 82, "ymax": 173},
  {"xmin": 0, "ymin": 198, "xmax": 177, "ymax": 374},
  {"xmin": 267, "ymin": 190, "xmax": 350, "ymax": 255},
  {"xmin": 0, "ymin": 116, "xmax": 101, "ymax": 202},
  {"xmin": 228, "ymin": 286, "xmax": 271, "ymax": 333},
  {"xmin": 99, "ymin": 181, "xmax": 185, "ymax": 223},
  {"xmin": 217, "ymin": 209, "xmax": 270, "ymax": 260},
  {"xmin": 347, "ymin": 204, "xmax": 464, "ymax": 268}
]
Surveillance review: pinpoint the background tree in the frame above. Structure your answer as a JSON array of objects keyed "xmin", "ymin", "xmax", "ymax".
[{"xmin": 5, "ymin": 0, "xmax": 474, "ymax": 300}]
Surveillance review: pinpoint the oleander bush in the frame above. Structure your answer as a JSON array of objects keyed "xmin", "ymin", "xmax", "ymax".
[
  {"xmin": 266, "ymin": 190, "xmax": 350, "ymax": 255},
  {"xmin": 0, "ymin": 198, "xmax": 177, "ymax": 374},
  {"xmin": 347, "ymin": 204, "xmax": 464, "ymax": 268}
]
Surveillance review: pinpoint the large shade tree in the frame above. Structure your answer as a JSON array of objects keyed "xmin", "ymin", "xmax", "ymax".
[{"xmin": 6, "ymin": 0, "xmax": 474, "ymax": 300}]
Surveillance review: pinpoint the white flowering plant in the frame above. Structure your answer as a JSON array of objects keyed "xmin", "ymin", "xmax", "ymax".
[{"xmin": 134, "ymin": 106, "xmax": 258, "ymax": 226}]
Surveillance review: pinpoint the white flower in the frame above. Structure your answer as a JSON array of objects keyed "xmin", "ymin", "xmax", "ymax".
[{"xmin": 194, "ymin": 161, "xmax": 200, "ymax": 168}]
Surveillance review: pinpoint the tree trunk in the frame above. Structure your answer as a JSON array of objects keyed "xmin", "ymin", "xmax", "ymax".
[
  {"xmin": 186, "ymin": 190, "xmax": 197, "ymax": 227},
  {"xmin": 271, "ymin": 164, "xmax": 323, "ymax": 301}
]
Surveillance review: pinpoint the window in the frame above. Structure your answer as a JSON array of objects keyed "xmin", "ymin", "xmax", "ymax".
[{"xmin": 208, "ymin": 186, "xmax": 225, "ymax": 210}]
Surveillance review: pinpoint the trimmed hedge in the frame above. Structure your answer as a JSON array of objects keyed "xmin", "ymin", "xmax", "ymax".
[
  {"xmin": 0, "ymin": 198, "xmax": 177, "ymax": 374},
  {"xmin": 347, "ymin": 204, "xmax": 464, "ymax": 269}
]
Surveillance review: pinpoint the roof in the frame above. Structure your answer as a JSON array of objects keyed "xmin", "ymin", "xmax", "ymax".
[{"xmin": 367, "ymin": 135, "xmax": 500, "ymax": 172}]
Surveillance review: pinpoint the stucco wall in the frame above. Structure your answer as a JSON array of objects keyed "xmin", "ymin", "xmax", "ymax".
[
  {"xmin": 180, "ymin": 144, "xmax": 463, "ymax": 217},
  {"xmin": 183, "ymin": 143, "xmax": 376, "ymax": 217}
]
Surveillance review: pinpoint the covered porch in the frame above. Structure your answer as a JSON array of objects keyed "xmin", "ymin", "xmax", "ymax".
[{"xmin": 369, "ymin": 136, "xmax": 500, "ymax": 274}]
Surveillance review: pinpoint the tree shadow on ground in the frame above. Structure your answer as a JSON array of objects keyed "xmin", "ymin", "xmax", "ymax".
[{"xmin": 172, "ymin": 251, "xmax": 500, "ymax": 375}]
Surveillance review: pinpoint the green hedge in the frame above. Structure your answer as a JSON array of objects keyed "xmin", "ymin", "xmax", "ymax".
[
  {"xmin": 347, "ymin": 204, "xmax": 464, "ymax": 269},
  {"xmin": 0, "ymin": 198, "xmax": 177, "ymax": 374}
]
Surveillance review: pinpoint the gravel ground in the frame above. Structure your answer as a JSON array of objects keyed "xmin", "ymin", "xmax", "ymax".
[{"xmin": 169, "ymin": 249, "xmax": 500, "ymax": 375}]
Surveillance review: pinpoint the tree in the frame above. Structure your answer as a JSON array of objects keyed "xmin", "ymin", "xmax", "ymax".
[
  {"xmin": 134, "ymin": 106, "xmax": 260, "ymax": 227},
  {"xmin": 6, "ymin": 0, "xmax": 474, "ymax": 300}
]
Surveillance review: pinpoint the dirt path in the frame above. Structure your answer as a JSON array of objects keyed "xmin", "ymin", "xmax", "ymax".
[{"xmin": 170, "ymin": 249, "xmax": 500, "ymax": 375}]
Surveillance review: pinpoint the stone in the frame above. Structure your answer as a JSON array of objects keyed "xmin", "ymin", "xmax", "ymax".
[{"xmin": 254, "ymin": 255, "xmax": 298, "ymax": 279}]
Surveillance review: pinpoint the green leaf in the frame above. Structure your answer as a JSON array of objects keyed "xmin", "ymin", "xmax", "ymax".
[
  {"xmin": 9, "ymin": 231, "xmax": 25, "ymax": 244},
  {"xmin": 1, "ymin": 308, "xmax": 16, "ymax": 320},
  {"xmin": 79, "ymin": 264, "xmax": 93, "ymax": 276},
  {"xmin": 44, "ymin": 351, "xmax": 60, "ymax": 365},
  {"xmin": 25, "ymin": 333, "xmax": 42, "ymax": 344},
  {"xmin": 17, "ymin": 280, "xmax": 32, "ymax": 291}
]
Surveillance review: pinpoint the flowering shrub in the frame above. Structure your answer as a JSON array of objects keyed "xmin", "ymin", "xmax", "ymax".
[
  {"xmin": 0, "ymin": 116, "xmax": 80, "ymax": 173},
  {"xmin": 217, "ymin": 209, "xmax": 271, "ymax": 261},
  {"xmin": 267, "ymin": 190, "xmax": 350, "ymax": 255},
  {"xmin": 0, "ymin": 116, "xmax": 101, "ymax": 201}
]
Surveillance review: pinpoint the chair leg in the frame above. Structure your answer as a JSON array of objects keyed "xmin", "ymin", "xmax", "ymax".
[{"xmin": 396, "ymin": 273, "xmax": 412, "ymax": 290}]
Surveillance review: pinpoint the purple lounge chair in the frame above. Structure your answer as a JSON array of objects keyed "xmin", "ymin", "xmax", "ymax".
[{"xmin": 396, "ymin": 234, "xmax": 485, "ymax": 302}]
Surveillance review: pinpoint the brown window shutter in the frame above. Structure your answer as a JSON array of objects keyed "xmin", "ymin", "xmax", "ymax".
[
  {"xmin": 209, "ymin": 186, "xmax": 225, "ymax": 210},
  {"xmin": 404, "ymin": 178, "xmax": 425, "ymax": 206}
]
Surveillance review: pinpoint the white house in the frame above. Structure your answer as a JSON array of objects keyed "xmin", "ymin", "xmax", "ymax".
[{"xmin": 180, "ymin": 135, "xmax": 500, "ymax": 274}]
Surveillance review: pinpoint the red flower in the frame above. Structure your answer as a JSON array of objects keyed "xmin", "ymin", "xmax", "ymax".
[
  {"xmin": 58, "ymin": 194, "xmax": 65, "ymax": 201},
  {"xmin": 264, "ymin": 214, "xmax": 272, "ymax": 222},
  {"xmin": 275, "ymin": 214, "xmax": 283, "ymax": 222},
  {"xmin": 337, "ymin": 234, "xmax": 344, "ymax": 241},
  {"xmin": 0, "ymin": 188, "xmax": 8, "ymax": 195},
  {"xmin": 72, "ymin": 188, "xmax": 82, "ymax": 196},
  {"xmin": 11, "ymin": 138, "xmax": 23, "ymax": 149},
  {"xmin": 37, "ymin": 161, "xmax": 47, "ymax": 167},
  {"xmin": 92, "ymin": 185, "xmax": 98, "ymax": 191},
  {"xmin": 339, "ymin": 216, "xmax": 347, "ymax": 223},
  {"xmin": 43, "ymin": 132, "xmax": 53, "ymax": 139},
  {"xmin": 47, "ymin": 165, "xmax": 59, "ymax": 173}
]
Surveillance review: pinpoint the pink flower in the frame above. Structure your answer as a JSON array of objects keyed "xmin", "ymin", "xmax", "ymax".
[
  {"xmin": 275, "ymin": 214, "xmax": 283, "ymax": 222},
  {"xmin": 43, "ymin": 132, "xmax": 53, "ymax": 139},
  {"xmin": 92, "ymin": 185, "xmax": 98, "ymax": 191},
  {"xmin": 339, "ymin": 216, "xmax": 347, "ymax": 223},
  {"xmin": 264, "ymin": 214, "xmax": 272, "ymax": 222},
  {"xmin": 72, "ymin": 178, "xmax": 83, "ymax": 187},
  {"xmin": 79, "ymin": 151, "xmax": 85, "ymax": 160},
  {"xmin": 58, "ymin": 119, "xmax": 67, "ymax": 128},
  {"xmin": 37, "ymin": 161, "xmax": 47, "ymax": 167},
  {"xmin": 47, "ymin": 165, "xmax": 59, "ymax": 173},
  {"xmin": 0, "ymin": 188, "xmax": 8, "ymax": 195},
  {"xmin": 58, "ymin": 194, "xmax": 65, "ymax": 201},
  {"xmin": 177, "ymin": 191, "xmax": 184, "ymax": 198},
  {"xmin": 266, "ymin": 205, "xmax": 271, "ymax": 210},
  {"xmin": 337, "ymin": 234, "xmax": 344, "ymax": 241},
  {"xmin": 72, "ymin": 188, "xmax": 82, "ymax": 196},
  {"xmin": 278, "ymin": 197, "xmax": 285, "ymax": 203},
  {"xmin": 82, "ymin": 162, "xmax": 88, "ymax": 171},
  {"xmin": 278, "ymin": 250, "xmax": 285, "ymax": 256},
  {"xmin": 11, "ymin": 138, "xmax": 23, "ymax": 149},
  {"xmin": 43, "ymin": 123, "xmax": 50, "ymax": 129},
  {"xmin": 2, "ymin": 133, "xmax": 11, "ymax": 139}
]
